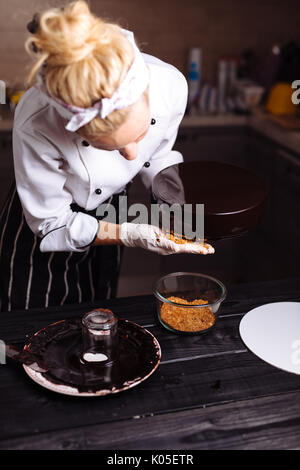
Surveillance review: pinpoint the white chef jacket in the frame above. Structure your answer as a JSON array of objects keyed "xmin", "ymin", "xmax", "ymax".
[{"xmin": 12, "ymin": 53, "xmax": 188, "ymax": 253}]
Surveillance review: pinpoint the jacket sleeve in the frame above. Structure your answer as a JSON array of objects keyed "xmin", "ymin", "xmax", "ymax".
[
  {"xmin": 151, "ymin": 164, "xmax": 186, "ymax": 205},
  {"xmin": 12, "ymin": 126, "xmax": 99, "ymax": 252},
  {"xmin": 139, "ymin": 70, "xmax": 188, "ymax": 191}
]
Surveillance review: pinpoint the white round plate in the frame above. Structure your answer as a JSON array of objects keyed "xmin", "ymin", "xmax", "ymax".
[{"xmin": 239, "ymin": 301, "xmax": 300, "ymax": 375}]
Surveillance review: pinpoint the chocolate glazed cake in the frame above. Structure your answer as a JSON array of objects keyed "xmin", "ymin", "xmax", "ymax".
[{"xmin": 153, "ymin": 161, "xmax": 268, "ymax": 241}]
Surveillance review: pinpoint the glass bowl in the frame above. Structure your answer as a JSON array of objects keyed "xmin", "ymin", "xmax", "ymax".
[{"xmin": 153, "ymin": 272, "xmax": 227, "ymax": 335}]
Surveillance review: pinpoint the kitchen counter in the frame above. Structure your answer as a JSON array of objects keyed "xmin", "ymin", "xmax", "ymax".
[
  {"xmin": 0, "ymin": 277, "xmax": 300, "ymax": 450},
  {"xmin": 1, "ymin": 97, "xmax": 300, "ymax": 159},
  {"xmin": 2, "ymin": 107, "xmax": 299, "ymax": 155},
  {"xmin": 181, "ymin": 109, "xmax": 300, "ymax": 155},
  {"xmin": 181, "ymin": 113, "xmax": 248, "ymax": 127},
  {"xmin": 248, "ymin": 109, "xmax": 300, "ymax": 155}
]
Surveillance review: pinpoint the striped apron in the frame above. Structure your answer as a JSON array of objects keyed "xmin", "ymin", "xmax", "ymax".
[{"xmin": 0, "ymin": 182, "xmax": 126, "ymax": 312}]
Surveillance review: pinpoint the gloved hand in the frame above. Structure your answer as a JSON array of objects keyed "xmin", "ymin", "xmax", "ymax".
[{"xmin": 119, "ymin": 223, "xmax": 214, "ymax": 255}]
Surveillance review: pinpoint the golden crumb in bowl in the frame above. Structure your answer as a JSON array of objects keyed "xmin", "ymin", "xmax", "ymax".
[{"xmin": 160, "ymin": 296, "xmax": 215, "ymax": 332}]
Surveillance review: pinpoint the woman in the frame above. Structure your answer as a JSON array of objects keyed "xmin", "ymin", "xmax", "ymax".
[{"xmin": 0, "ymin": 1, "xmax": 213, "ymax": 312}]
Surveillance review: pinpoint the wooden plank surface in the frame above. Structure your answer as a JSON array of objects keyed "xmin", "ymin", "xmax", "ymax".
[
  {"xmin": 1, "ymin": 391, "xmax": 300, "ymax": 450},
  {"xmin": 1, "ymin": 345, "xmax": 300, "ymax": 442}
]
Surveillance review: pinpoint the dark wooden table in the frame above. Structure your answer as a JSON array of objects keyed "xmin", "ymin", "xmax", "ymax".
[{"xmin": 1, "ymin": 278, "xmax": 300, "ymax": 450}]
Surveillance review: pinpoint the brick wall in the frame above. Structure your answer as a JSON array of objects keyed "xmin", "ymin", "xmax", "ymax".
[{"xmin": 1, "ymin": 0, "xmax": 300, "ymax": 87}]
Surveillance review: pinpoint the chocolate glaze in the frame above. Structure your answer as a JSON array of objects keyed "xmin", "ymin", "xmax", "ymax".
[
  {"xmin": 6, "ymin": 343, "xmax": 50, "ymax": 370},
  {"xmin": 153, "ymin": 161, "xmax": 268, "ymax": 240},
  {"xmin": 25, "ymin": 318, "xmax": 160, "ymax": 393}
]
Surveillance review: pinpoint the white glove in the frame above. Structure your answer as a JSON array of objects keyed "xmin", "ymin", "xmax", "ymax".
[{"xmin": 119, "ymin": 223, "xmax": 214, "ymax": 255}]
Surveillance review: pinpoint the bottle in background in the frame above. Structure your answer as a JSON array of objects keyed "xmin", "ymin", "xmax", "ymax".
[
  {"xmin": 251, "ymin": 44, "xmax": 281, "ymax": 93},
  {"xmin": 237, "ymin": 49, "xmax": 254, "ymax": 79},
  {"xmin": 228, "ymin": 57, "xmax": 238, "ymax": 97},
  {"xmin": 187, "ymin": 47, "xmax": 202, "ymax": 114},
  {"xmin": 217, "ymin": 57, "xmax": 228, "ymax": 114}
]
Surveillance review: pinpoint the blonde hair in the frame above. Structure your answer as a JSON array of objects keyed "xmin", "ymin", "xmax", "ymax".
[{"xmin": 25, "ymin": 1, "xmax": 146, "ymax": 139}]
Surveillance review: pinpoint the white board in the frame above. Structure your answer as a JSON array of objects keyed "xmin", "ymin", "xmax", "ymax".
[{"xmin": 239, "ymin": 302, "xmax": 300, "ymax": 375}]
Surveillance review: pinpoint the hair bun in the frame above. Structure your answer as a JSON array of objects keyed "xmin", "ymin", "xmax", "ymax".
[
  {"xmin": 30, "ymin": 1, "xmax": 99, "ymax": 65},
  {"xmin": 25, "ymin": 1, "xmax": 135, "ymax": 113}
]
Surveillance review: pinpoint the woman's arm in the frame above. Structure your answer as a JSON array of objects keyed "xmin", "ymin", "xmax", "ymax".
[
  {"xmin": 92, "ymin": 221, "xmax": 122, "ymax": 246},
  {"xmin": 93, "ymin": 221, "xmax": 214, "ymax": 255},
  {"xmin": 13, "ymin": 124, "xmax": 99, "ymax": 252}
]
